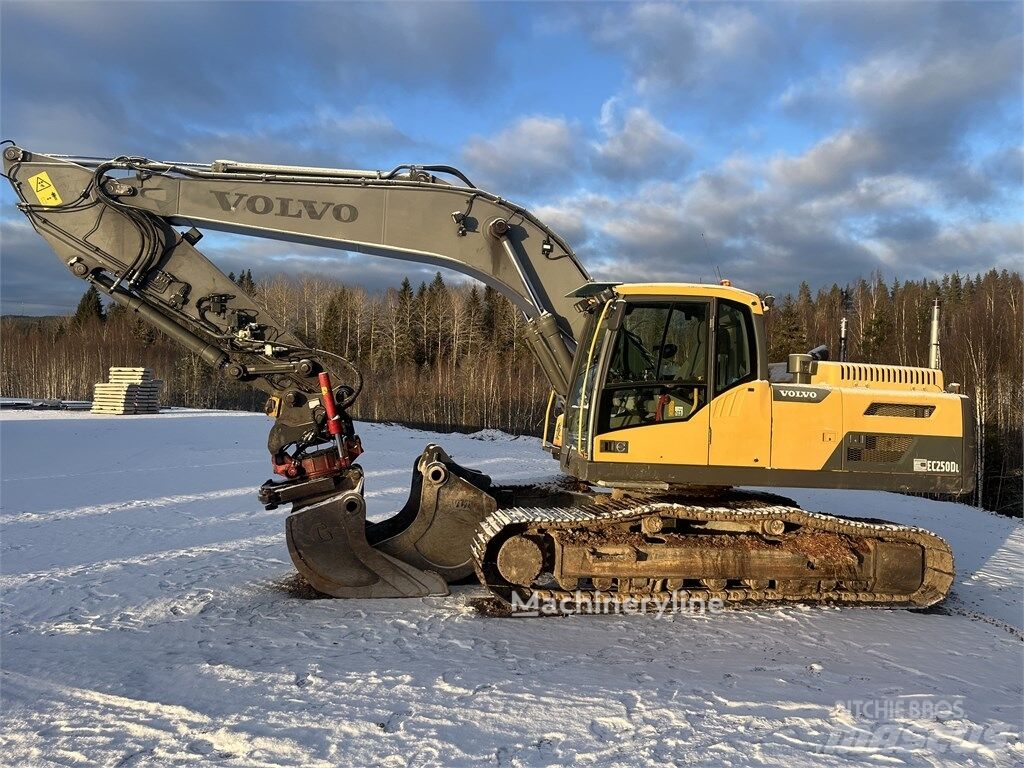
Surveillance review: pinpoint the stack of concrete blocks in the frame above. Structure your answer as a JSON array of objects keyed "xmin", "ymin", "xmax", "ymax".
[{"xmin": 91, "ymin": 367, "xmax": 163, "ymax": 415}]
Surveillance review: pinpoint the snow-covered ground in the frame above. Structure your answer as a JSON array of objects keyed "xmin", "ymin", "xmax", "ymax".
[{"xmin": 1, "ymin": 410, "xmax": 1020, "ymax": 767}]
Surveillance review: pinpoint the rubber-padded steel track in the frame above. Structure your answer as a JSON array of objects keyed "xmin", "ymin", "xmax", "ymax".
[{"xmin": 471, "ymin": 493, "xmax": 953, "ymax": 610}]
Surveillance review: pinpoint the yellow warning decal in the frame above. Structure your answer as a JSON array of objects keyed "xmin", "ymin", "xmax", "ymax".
[{"xmin": 27, "ymin": 171, "xmax": 63, "ymax": 206}]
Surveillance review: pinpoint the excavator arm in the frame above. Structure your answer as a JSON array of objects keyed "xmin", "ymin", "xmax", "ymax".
[{"xmin": 3, "ymin": 145, "xmax": 593, "ymax": 597}]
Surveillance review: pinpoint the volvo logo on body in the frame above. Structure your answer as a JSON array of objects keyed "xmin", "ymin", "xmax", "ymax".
[
  {"xmin": 209, "ymin": 190, "xmax": 359, "ymax": 223},
  {"xmin": 779, "ymin": 389, "xmax": 819, "ymax": 399},
  {"xmin": 772, "ymin": 386, "xmax": 830, "ymax": 403}
]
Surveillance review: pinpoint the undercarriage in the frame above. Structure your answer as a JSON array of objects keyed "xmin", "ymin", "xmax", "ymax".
[{"xmin": 277, "ymin": 445, "xmax": 954, "ymax": 611}]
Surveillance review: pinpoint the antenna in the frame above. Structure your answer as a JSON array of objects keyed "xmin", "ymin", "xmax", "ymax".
[{"xmin": 701, "ymin": 233, "xmax": 721, "ymax": 284}]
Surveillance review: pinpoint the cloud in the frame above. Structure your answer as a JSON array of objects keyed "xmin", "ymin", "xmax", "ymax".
[
  {"xmin": 579, "ymin": 3, "xmax": 787, "ymax": 116},
  {"xmin": 0, "ymin": 2, "xmax": 503, "ymax": 160},
  {"xmin": 178, "ymin": 108, "xmax": 419, "ymax": 168},
  {"xmin": 461, "ymin": 116, "xmax": 580, "ymax": 193},
  {"xmin": 529, "ymin": 146, "xmax": 1021, "ymax": 296},
  {"xmin": 592, "ymin": 104, "xmax": 691, "ymax": 181},
  {"xmin": 778, "ymin": 4, "xmax": 1021, "ymax": 202},
  {"xmin": 532, "ymin": 193, "xmax": 623, "ymax": 259},
  {"xmin": 768, "ymin": 130, "xmax": 887, "ymax": 196},
  {"xmin": 1, "ymin": 1, "xmax": 1020, "ymax": 316},
  {"xmin": 0, "ymin": 218, "xmax": 92, "ymax": 315},
  {"xmin": 587, "ymin": 4, "xmax": 770, "ymax": 90},
  {"xmin": 462, "ymin": 105, "xmax": 690, "ymax": 193},
  {"xmin": 842, "ymin": 40, "xmax": 1021, "ymax": 162}
]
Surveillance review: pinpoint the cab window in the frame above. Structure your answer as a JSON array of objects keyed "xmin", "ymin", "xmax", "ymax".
[
  {"xmin": 600, "ymin": 302, "xmax": 708, "ymax": 431},
  {"xmin": 714, "ymin": 300, "xmax": 756, "ymax": 394},
  {"xmin": 564, "ymin": 311, "xmax": 607, "ymax": 458}
]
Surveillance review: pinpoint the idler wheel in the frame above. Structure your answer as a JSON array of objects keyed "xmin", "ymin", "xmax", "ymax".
[{"xmin": 496, "ymin": 535, "xmax": 544, "ymax": 586}]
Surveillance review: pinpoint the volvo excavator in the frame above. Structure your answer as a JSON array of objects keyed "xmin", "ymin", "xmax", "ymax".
[{"xmin": 3, "ymin": 145, "xmax": 974, "ymax": 611}]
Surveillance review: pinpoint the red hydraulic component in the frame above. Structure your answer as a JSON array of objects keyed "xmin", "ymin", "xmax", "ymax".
[
  {"xmin": 271, "ymin": 438, "xmax": 364, "ymax": 480},
  {"xmin": 272, "ymin": 446, "xmax": 344, "ymax": 480},
  {"xmin": 655, "ymin": 393, "xmax": 671, "ymax": 422},
  {"xmin": 269, "ymin": 372, "xmax": 365, "ymax": 482},
  {"xmin": 319, "ymin": 371, "xmax": 346, "ymax": 459}
]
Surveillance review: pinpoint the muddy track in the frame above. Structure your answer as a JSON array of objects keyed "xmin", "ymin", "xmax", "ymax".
[{"xmin": 471, "ymin": 492, "xmax": 953, "ymax": 612}]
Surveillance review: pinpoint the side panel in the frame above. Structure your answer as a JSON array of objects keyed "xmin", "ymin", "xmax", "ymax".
[
  {"xmin": 568, "ymin": 386, "xmax": 975, "ymax": 494},
  {"xmin": 837, "ymin": 388, "xmax": 967, "ymax": 479},
  {"xmin": 709, "ymin": 381, "xmax": 772, "ymax": 467},
  {"xmin": 841, "ymin": 389, "xmax": 965, "ymax": 443},
  {"xmin": 769, "ymin": 385, "xmax": 843, "ymax": 470},
  {"xmin": 592, "ymin": 408, "xmax": 711, "ymax": 465}
]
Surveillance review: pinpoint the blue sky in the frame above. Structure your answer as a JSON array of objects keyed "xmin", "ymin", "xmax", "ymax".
[{"xmin": 1, "ymin": 1, "xmax": 1021, "ymax": 314}]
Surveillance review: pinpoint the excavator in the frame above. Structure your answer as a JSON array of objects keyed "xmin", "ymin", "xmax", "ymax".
[{"xmin": 3, "ymin": 145, "xmax": 974, "ymax": 611}]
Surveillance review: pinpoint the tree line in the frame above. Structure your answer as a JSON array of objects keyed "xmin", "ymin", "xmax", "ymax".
[{"xmin": 2, "ymin": 269, "xmax": 1020, "ymax": 515}]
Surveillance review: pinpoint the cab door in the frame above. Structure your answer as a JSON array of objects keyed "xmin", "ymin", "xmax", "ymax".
[
  {"xmin": 709, "ymin": 299, "xmax": 772, "ymax": 467},
  {"xmin": 591, "ymin": 300, "xmax": 711, "ymax": 467}
]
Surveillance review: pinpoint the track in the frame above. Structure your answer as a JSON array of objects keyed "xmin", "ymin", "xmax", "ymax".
[{"xmin": 472, "ymin": 492, "xmax": 954, "ymax": 612}]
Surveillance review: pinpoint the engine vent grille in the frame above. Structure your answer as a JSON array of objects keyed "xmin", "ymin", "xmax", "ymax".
[
  {"xmin": 847, "ymin": 434, "xmax": 913, "ymax": 464},
  {"xmin": 838, "ymin": 364, "xmax": 939, "ymax": 387},
  {"xmin": 864, "ymin": 403, "xmax": 936, "ymax": 418}
]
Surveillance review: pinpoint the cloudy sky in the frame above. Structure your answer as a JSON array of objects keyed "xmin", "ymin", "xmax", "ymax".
[{"xmin": 1, "ymin": 1, "xmax": 1021, "ymax": 314}]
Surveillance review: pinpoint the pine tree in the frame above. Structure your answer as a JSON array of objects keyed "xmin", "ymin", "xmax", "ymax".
[
  {"xmin": 107, "ymin": 301, "xmax": 128, "ymax": 322},
  {"xmin": 767, "ymin": 294, "xmax": 806, "ymax": 361},
  {"xmin": 235, "ymin": 269, "xmax": 255, "ymax": 293},
  {"xmin": 861, "ymin": 277, "xmax": 894, "ymax": 362},
  {"xmin": 320, "ymin": 290, "xmax": 344, "ymax": 356},
  {"xmin": 397, "ymin": 277, "xmax": 414, "ymax": 345},
  {"xmin": 71, "ymin": 285, "xmax": 105, "ymax": 327}
]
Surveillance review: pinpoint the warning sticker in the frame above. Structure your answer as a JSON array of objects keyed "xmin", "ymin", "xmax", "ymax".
[{"xmin": 27, "ymin": 171, "xmax": 63, "ymax": 206}]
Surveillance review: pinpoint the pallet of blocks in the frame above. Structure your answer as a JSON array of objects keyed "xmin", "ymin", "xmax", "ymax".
[{"xmin": 91, "ymin": 367, "xmax": 164, "ymax": 415}]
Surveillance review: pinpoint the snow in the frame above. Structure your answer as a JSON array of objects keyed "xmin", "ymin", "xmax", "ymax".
[{"xmin": 1, "ymin": 410, "xmax": 1021, "ymax": 767}]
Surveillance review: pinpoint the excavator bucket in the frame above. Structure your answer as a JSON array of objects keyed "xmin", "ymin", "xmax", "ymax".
[
  {"xmin": 285, "ymin": 444, "xmax": 497, "ymax": 597},
  {"xmin": 285, "ymin": 480, "xmax": 448, "ymax": 598},
  {"xmin": 367, "ymin": 444, "xmax": 498, "ymax": 583}
]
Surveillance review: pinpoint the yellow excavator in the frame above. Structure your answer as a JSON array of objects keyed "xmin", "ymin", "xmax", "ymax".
[{"xmin": 3, "ymin": 145, "xmax": 973, "ymax": 610}]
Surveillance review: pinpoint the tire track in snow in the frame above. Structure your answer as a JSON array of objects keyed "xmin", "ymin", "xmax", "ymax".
[
  {"xmin": 2, "ymin": 469, "xmax": 441, "ymax": 526},
  {"xmin": 2, "ymin": 457, "xmax": 265, "ymax": 483},
  {"xmin": 1, "ymin": 670, "xmax": 324, "ymax": 767},
  {"xmin": 0, "ymin": 534, "xmax": 280, "ymax": 590},
  {"xmin": 2, "ymin": 487, "xmax": 257, "ymax": 525}
]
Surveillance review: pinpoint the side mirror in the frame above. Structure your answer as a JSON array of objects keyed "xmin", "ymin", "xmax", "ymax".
[{"xmin": 762, "ymin": 294, "xmax": 775, "ymax": 311}]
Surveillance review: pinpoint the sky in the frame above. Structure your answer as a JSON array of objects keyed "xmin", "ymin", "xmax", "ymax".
[{"xmin": 1, "ymin": 1, "xmax": 1021, "ymax": 315}]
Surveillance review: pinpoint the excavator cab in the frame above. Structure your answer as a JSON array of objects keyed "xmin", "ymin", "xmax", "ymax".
[{"xmin": 559, "ymin": 284, "xmax": 766, "ymax": 484}]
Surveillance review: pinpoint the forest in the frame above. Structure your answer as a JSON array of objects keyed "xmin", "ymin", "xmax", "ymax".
[{"xmin": 2, "ymin": 268, "xmax": 1020, "ymax": 516}]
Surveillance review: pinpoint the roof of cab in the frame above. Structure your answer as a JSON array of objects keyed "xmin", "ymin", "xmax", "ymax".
[{"xmin": 614, "ymin": 282, "xmax": 764, "ymax": 312}]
